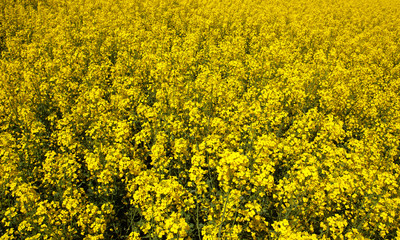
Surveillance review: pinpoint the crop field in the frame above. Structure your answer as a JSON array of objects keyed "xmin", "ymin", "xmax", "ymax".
[{"xmin": 1, "ymin": 0, "xmax": 400, "ymax": 239}]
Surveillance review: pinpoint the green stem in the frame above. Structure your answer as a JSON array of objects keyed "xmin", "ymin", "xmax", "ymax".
[{"xmin": 218, "ymin": 187, "xmax": 231, "ymax": 239}]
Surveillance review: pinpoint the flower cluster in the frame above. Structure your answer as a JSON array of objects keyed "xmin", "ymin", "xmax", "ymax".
[{"xmin": 1, "ymin": 0, "xmax": 400, "ymax": 239}]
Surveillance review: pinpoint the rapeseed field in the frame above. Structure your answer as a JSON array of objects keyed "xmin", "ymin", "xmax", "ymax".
[{"xmin": 1, "ymin": 0, "xmax": 400, "ymax": 239}]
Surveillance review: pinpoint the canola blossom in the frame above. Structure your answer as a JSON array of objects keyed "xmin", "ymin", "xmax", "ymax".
[{"xmin": 1, "ymin": 0, "xmax": 400, "ymax": 239}]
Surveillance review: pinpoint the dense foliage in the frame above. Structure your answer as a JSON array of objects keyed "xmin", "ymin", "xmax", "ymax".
[{"xmin": 1, "ymin": 0, "xmax": 400, "ymax": 239}]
